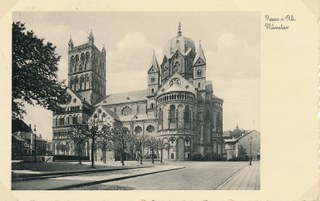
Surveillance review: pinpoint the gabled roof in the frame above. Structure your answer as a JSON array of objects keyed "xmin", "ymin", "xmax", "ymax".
[
  {"xmin": 193, "ymin": 41, "xmax": 206, "ymax": 65},
  {"xmin": 66, "ymin": 88, "xmax": 91, "ymax": 106},
  {"xmin": 156, "ymin": 72, "xmax": 196, "ymax": 97},
  {"xmin": 100, "ymin": 106, "xmax": 120, "ymax": 121},
  {"xmin": 237, "ymin": 130, "xmax": 260, "ymax": 141},
  {"xmin": 96, "ymin": 89, "xmax": 148, "ymax": 106},
  {"xmin": 12, "ymin": 119, "xmax": 32, "ymax": 133},
  {"xmin": 167, "ymin": 47, "xmax": 193, "ymax": 59}
]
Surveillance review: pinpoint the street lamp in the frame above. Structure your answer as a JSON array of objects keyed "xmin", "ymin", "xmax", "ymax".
[
  {"xmin": 130, "ymin": 115, "xmax": 139, "ymax": 163},
  {"xmin": 248, "ymin": 136, "xmax": 253, "ymax": 166},
  {"xmin": 33, "ymin": 124, "xmax": 37, "ymax": 162}
]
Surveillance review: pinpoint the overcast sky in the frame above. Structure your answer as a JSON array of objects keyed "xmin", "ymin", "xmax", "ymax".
[{"xmin": 13, "ymin": 12, "xmax": 260, "ymax": 141}]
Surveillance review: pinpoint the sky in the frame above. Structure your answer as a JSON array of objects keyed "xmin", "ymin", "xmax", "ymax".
[{"xmin": 13, "ymin": 12, "xmax": 260, "ymax": 141}]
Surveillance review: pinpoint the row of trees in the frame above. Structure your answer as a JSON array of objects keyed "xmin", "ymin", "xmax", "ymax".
[{"xmin": 67, "ymin": 121, "xmax": 171, "ymax": 168}]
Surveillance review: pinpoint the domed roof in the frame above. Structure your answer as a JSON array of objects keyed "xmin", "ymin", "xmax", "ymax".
[{"xmin": 163, "ymin": 23, "xmax": 196, "ymax": 58}]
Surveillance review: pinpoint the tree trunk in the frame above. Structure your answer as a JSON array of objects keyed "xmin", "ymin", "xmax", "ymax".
[
  {"xmin": 151, "ymin": 149, "xmax": 154, "ymax": 164},
  {"xmin": 121, "ymin": 145, "xmax": 124, "ymax": 166},
  {"xmin": 140, "ymin": 149, "xmax": 143, "ymax": 165},
  {"xmin": 160, "ymin": 148, "xmax": 163, "ymax": 163},
  {"xmin": 78, "ymin": 145, "xmax": 82, "ymax": 165},
  {"xmin": 103, "ymin": 149, "xmax": 107, "ymax": 164},
  {"xmin": 91, "ymin": 137, "xmax": 95, "ymax": 168}
]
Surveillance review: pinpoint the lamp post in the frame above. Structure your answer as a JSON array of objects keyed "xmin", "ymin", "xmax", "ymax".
[
  {"xmin": 130, "ymin": 115, "xmax": 139, "ymax": 163},
  {"xmin": 248, "ymin": 136, "xmax": 253, "ymax": 166},
  {"xmin": 33, "ymin": 124, "xmax": 37, "ymax": 162}
]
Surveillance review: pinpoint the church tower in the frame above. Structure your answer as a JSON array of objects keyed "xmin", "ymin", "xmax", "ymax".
[
  {"xmin": 68, "ymin": 31, "xmax": 106, "ymax": 105},
  {"xmin": 147, "ymin": 50, "xmax": 160, "ymax": 97},
  {"xmin": 193, "ymin": 40, "xmax": 206, "ymax": 91},
  {"xmin": 146, "ymin": 51, "xmax": 159, "ymax": 117}
]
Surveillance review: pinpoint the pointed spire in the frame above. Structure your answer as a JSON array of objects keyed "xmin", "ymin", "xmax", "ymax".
[
  {"xmin": 193, "ymin": 40, "xmax": 206, "ymax": 65},
  {"xmin": 148, "ymin": 50, "xmax": 159, "ymax": 72},
  {"xmin": 68, "ymin": 35, "xmax": 74, "ymax": 50},
  {"xmin": 102, "ymin": 44, "xmax": 106, "ymax": 53},
  {"xmin": 88, "ymin": 30, "xmax": 94, "ymax": 45},
  {"xmin": 68, "ymin": 35, "xmax": 73, "ymax": 44},
  {"xmin": 177, "ymin": 22, "xmax": 182, "ymax": 36}
]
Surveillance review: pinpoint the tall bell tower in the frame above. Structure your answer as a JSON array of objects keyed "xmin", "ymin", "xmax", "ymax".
[
  {"xmin": 67, "ymin": 31, "xmax": 106, "ymax": 105},
  {"xmin": 193, "ymin": 40, "xmax": 206, "ymax": 91}
]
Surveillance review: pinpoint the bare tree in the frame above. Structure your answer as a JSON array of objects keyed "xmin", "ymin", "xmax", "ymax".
[
  {"xmin": 110, "ymin": 122, "xmax": 136, "ymax": 166},
  {"xmin": 145, "ymin": 136, "xmax": 158, "ymax": 164},
  {"xmin": 68, "ymin": 124, "xmax": 89, "ymax": 164}
]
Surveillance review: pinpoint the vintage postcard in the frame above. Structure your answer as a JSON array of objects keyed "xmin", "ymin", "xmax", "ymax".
[{"xmin": 0, "ymin": 0, "xmax": 318, "ymax": 201}]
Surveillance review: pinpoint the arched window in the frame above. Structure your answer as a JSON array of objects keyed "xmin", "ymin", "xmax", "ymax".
[
  {"xmin": 185, "ymin": 137, "xmax": 190, "ymax": 144},
  {"xmin": 173, "ymin": 61, "xmax": 180, "ymax": 72},
  {"xmin": 102, "ymin": 113, "xmax": 106, "ymax": 121},
  {"xmin": 146, "ymin": 125, "xmax": 155, "ymax": 133},
  {"xmin": 184, "ymin": 106, "xmax": 190, "ymax": 123},
  {"xmin": 197, "ymin": 69, "xmax": 202, "ymax": 77},
  {"xmin": 159, "ymin": 108, "xmax": 163, "ymax": 125},
  {"xmin": 121, "ymin": 106, "xmax": 132, "ymax": 116},
  {"xmin": 81, "ymin": 53, "xmax": 85, "ymax": 62},
  {"xmin": 169, "ymin": 105, "xmax": 176, "ymax": 123},
  {"xmin": 68, "ymin": 116, "xmax": 72, "ymax": 125},
  {"xmin": 72, "ymin": 116, "xmax": 78, "ymax": 124},
  {"xmin": 74, "ymin": 76, "xmax": 79, "ymax": 91},
  {"xmin": 134, "ymin": 126, "xmax": 142, "ymax": 134},
  {"xmin": 205, "ymin": 110, "xmax": 210, "ymax": 122},
  {"xmin": 59, "ymin": 117, "xmax": 64, "ymax": 126},
  {"xmin": 67, "ymin": 116, "xmax": 70, "ymax": 125},
  {"xmin": 70, "ymin": 56, "xmax": 75, "ymax": 71},
  {"xmin": 85, "ymin": 52, "xmax": 90, "ymax": 61},
  {"xmin": 93, "ymin": 114, "xmax": 98, "ymax": 122},
  {"xmin": 150, "ymin": 103, "xmax": 154, "ymax": 109},
  {"xmin": 151, "ymin": 76, "xmax": 155, "ymax": 83},
  {"xmin": 151, "ymin": 88, "xmax": 154, "ymax": 94},
  {"xmin": 80, "ymin": 76, "xmax": 85, "ymax": 90},
  {"xmin": 85, "ymin": 75, "xmax": 90, "ymax": 89},
  {"xmin": 198, "ymin": 82, "xmax": 201, "ymax": 88},
  {"xmin": 217, "ymin": 111, "xmax": 221, "ymax": 128},
  {"xmin": 74, "ymin": 62, "xmax": 77, "ymax": 72}
]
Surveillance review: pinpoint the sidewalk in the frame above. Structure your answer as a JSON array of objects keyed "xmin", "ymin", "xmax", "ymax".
[
  {"xmin": 12, "ymin": 160, "xmax": 153, "ymax": 180},
  {"xmin": 215, "ymin": 161, "xmax": 260, "ymax": 190},
  {"xmin": 12, "ymin": 164, "xmax": 185, "ymax": 190}
]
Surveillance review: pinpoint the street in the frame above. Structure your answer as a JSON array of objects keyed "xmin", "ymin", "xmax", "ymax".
[
  {"xmin": 12, "ymin": 161, "xmax": 260, "ymax": 190},
  {"xmin": 70, "ymin": 161, "xmax": 260, "ymax": 190}
]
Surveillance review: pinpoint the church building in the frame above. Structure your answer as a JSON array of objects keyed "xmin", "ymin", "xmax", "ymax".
[{"xmin": 52, "ymin": 23, "xmax": 224, "ymax": 161}]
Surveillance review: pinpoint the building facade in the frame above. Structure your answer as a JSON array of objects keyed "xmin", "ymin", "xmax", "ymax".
[
  {"xmin": 224, "ymin": 129, "xmax": 260, "ymax": 161},
  {"xmin": 12, "ymin": 120, "xmax": 47, "ymax": 161},
  {"xmin": 52, "ymin": 24, "xmax": 224, "ymax": 160}
]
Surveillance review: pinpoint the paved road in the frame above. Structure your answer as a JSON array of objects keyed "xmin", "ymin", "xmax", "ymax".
[
  {"xmin": 70, "ymin": 161, "xmax": 259, "ymax": 190},
  {"xmin": 12, "ymin": 161, "xmax": 260, "ymax": 190}
]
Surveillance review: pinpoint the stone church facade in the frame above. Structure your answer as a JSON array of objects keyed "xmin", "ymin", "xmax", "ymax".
[{"xmin": 52, "ymin": 24, "xmax": 224, "ymax": 161}]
